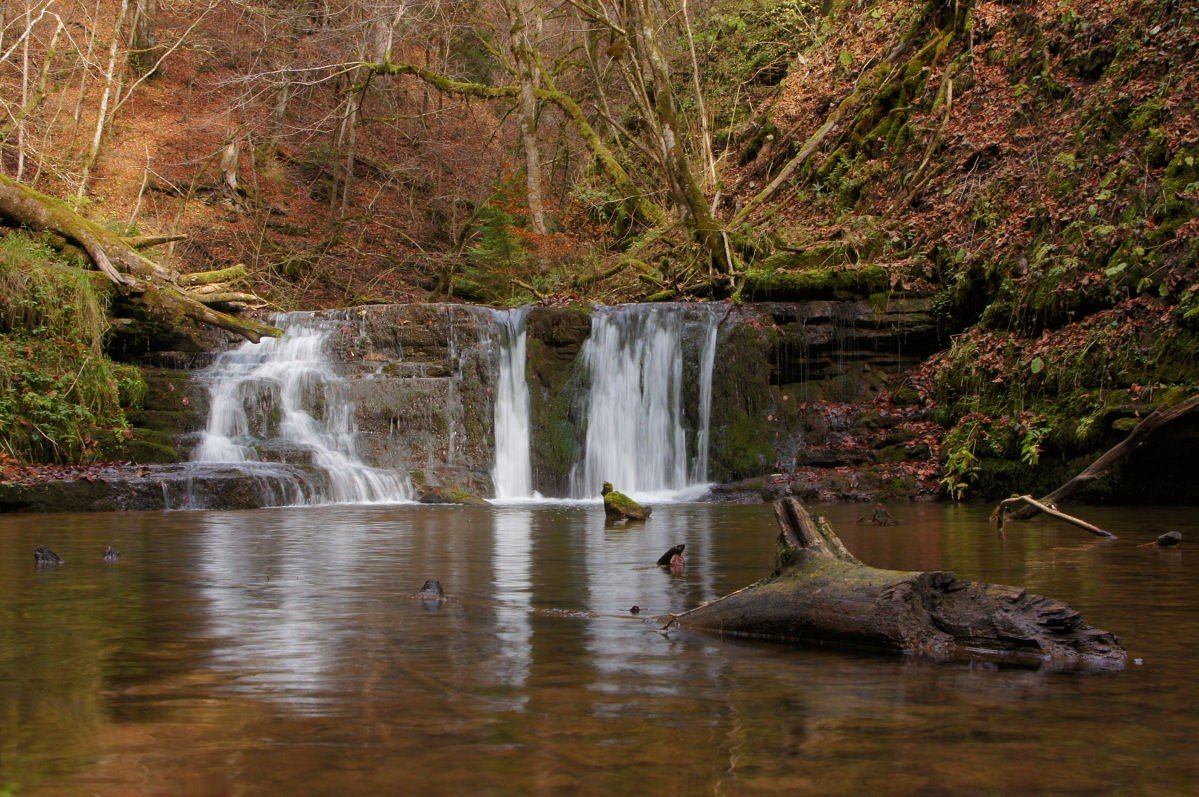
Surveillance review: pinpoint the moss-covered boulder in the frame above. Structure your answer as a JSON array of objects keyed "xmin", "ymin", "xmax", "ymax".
[
  {"xmin": 417, "ymin": 485, "xmax": 490, "ymax": 506},
  {"xmin": 601, "ymin": 481, "xmax": 651, "ymax": 522}
]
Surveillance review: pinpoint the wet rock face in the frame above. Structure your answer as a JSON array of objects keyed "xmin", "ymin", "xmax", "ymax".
[
  {"xmin": 705, "ymin": 300, "xmax": 943, "ymax": 489},
  {"xmin": 761, "ymin": 299, "xmax": 938, "ymax": 392},
  {"xmin": 322, "ymin": 304, "xmax": 500, "ymax": 490},
  {"xmin": 524, "ymin": 305, "xmax": 593, "ymax": 496}
]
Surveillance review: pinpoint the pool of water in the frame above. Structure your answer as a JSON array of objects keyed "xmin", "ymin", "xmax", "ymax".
[{"xmin": 1, "ymin": 502, "xmax": 1196, "ymax": 795}]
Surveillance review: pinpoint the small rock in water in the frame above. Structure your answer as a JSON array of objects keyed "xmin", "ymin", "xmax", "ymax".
[
  {"xmin": 416, "ymin": 579, "xmax": 446, "ymax": 600},
  {"xmin": 1156, "ymin": 531, "xmax": 1182, "ymax": 548},
  {"xmin": 602, "ymin": 481, "xmax": 651, "ymax": 522},
  {"xmin": 103, "ymin": 546, "xmax": 120, "ymax": 562},
  {"xmin": 34, "ymin": 546, "xmax": 63, "ymax": 566}
]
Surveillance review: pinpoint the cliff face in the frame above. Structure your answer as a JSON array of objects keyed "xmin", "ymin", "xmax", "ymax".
[
  {"xmin": 716, "ymin": 0, "xmax": 1198, "ymax": 500},
  {"xmin": 0, "ymin": 298, "xmax": 944, "ymax": 511}
]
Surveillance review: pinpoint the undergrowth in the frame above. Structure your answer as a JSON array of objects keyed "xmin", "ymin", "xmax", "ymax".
[{"xmin": 0, "ymin": 234, "xmax": 144, "ymax": 463}]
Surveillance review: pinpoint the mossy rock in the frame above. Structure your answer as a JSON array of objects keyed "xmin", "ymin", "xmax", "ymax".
[
  {"xmin": 526, "ymin": 304, "xmax": 592, "ymax": 348},
  {"xmin": 707, "ymin": 319, "xmax": 777, "ymax": 483},
  {"xmin": 104, "ymin": 428, "xmax": 179, "ymax": 464},
  {"xmin": 761, "ymin": 243, "xmax": 858, "ymax": 272},
  {"xmin": 450, "ymin": 277, "xmax": 487, "ymax": 301},
  {"xmin": 417, "ymin": 485, "xmax": 490, "ymax": 506},
  {"xmin": 601, "ymin": 482, "xmax": 651, "ymax": 522},
  {"xmin": 741, "ymin": 265, "xmax": 889, "ymax": 300}
]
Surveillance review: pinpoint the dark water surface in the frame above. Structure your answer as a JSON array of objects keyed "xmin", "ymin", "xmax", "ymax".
[{"xmin": 1, "ymin": 502, "xmax": 1197, "ymax": 796}]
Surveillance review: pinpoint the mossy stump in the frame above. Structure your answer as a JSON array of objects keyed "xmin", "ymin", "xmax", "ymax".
[{"xmin": 671, "ymin": 499, "xmax": 1127, "ymax": 671}]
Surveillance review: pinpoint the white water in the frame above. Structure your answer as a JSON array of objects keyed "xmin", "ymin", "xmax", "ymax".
[
  {"xmin": 490, "ymin": 308, "xmax": 534, "ymax": 499},
  {"xmin": 569, "ymin": 305, "xmax": 720, "ymax": 500},
  {"xmin": 192, "ymin": 314, "xmax": 411, "ymax": 504}
]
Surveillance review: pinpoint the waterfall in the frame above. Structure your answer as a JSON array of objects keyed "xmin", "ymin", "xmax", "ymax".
[
  {"xmin": 569, "ymin": 305, "xmax": 720, "ymax": 499},
  {"xmin": 490, "ymin": 307, "xmax": 534, "ymax": 499},
  {"xmin": 192, "ymin": 313, "xmax": 411, "ymax": 505}
]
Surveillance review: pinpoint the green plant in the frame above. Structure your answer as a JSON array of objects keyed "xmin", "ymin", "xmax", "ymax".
[
  {"xmin": 1018, "ymin": 415, "xmax": 1049, "ymax": 466},
  {"xmin": 940, "ymin": 418, "xmax": 986, "ymax": 501},
  {"xmin": 0, "ymin": 233, "xmax": 144, "ymax": 463}
]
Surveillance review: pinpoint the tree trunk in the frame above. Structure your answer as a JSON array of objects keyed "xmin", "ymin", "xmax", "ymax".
[
  {"xmin": 129, "ymin": 0, "xmax": 158, "ymax": 76},
  {"xmin": 77, "ymin": 0, "xmax": 130, "ymax": 202},
  {"xmin": 1012, "ymin": 394, "xmax": 1199, "ymax": 520},
  {"xmin": 365, "ymin": 58, "xmax": 667, "ymax": 229},
  {"xmin": 0, "ymin": 174, "xmax": 279, "ymax": 342},
  {"xmin": 670, "ymin": 498, "xmax": 1127, "ymax": 671},
  {"xmin": 503, "ymin": 0, "xmax": 548, "ymax": 236},
  {"xmin": 628, "ymin": 0, "xmax": 730, "ymax": 273}
]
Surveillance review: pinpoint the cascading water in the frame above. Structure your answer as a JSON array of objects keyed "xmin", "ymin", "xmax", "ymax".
[
  {"xmin": 569, "ymin": 305, "xmax": 720, "ymax": 499},
  {"xmin": 490, "ymin": 308, "xmax": 534, "ymax": 499},
  {"xmin": 191, "ymin": 313, "xmax": 411, "ymax": 505}
]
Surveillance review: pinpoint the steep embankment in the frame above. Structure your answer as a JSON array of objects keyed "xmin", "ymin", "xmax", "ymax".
[{"xmin": 719, "ymin": 0, "xmax": 1198, "ymax": 501}]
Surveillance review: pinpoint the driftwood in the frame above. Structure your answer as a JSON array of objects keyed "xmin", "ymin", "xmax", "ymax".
[
  {"xmin": 994, "ymin": 495, "xmax": 1115, "ymax": 539},
  {"xmin": 0, "ymin": 174, "xmax": 279, "ymax": 343},
  {"xmin": 669, "ymin": 498, "xmax": 1127, "ymax": 671},
  {"xmin": 1013, "ymin": 394, "xmax": 1199, "ymax": 520}
]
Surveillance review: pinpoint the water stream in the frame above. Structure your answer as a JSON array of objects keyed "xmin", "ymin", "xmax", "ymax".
[
  {"xmin": 187, "ymin": 304, "xmax": 722, "ymax": 506},
  {"xmin": 490, "ymin": 308, "xmax": 534, "ymax": 500},
  {"xmin": 191, "ymin": 313, "xmax": 411, "ymax": 504},
  {"xmin": 3, "ymin": 502, "xmax": 1196, "ymax": 795},
  {"xmin": 569, "ymin": 304, "xmax": 721, "ymax": 499}
]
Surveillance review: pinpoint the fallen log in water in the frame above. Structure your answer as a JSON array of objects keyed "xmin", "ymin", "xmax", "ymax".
[{"xmin": 669, "ymin": 498, "xmax": 1128, "ymax": 671}]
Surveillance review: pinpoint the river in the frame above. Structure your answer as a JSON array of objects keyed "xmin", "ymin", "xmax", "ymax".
[{"xmin": 1, "ymin": 502, "xmax": 1196, "ymax": 795}]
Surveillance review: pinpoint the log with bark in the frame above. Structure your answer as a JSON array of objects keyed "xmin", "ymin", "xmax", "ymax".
[
  {"xmin": 669, "ymin": 498, "xmax": 1127, "ymax": 671},
  {"xmin": 0, "ymin": 174, "xmax": 279, "ymax": 343}
]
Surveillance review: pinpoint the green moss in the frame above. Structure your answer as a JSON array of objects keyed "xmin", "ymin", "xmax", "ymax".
[
  {"xmin": 450, "ymin": 277, "xmax": 486, "ymax": 301},
  {"xmin": 0, "ymin": 233, "xmax": 144, "ymax": 463},
  {"xmin": 742, "ymin": 264, "xmax": 889, "ymax": 300},
  {"xmin": 708, "ymin": 321, "xmax": 777, "ymax": 482},
  {"xmin": 524, "ymin": 309, "xmax": 594, "ymax": 492},
  {"xmin": 1126, "ymin": 98, "xmax": 1168, "ymax": 131},
  {"xmin": 602, "ymin": 482, "xmax": 651, "ymax": 521}
]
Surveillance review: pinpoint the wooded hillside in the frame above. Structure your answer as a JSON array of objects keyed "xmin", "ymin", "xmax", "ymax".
[{"xmin": 1, "ymin": 0, "xmax": 1195, "ymax": 493}]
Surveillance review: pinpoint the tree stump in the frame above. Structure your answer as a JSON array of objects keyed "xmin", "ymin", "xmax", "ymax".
[{"xmin": 670, "ymin": 498, "xmax": 1127, "ymax": 671}]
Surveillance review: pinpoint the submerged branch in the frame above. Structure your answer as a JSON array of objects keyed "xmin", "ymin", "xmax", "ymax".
[{"xmin": 994, "ymin": 495, "xmax": 1115, "ymax": 539}]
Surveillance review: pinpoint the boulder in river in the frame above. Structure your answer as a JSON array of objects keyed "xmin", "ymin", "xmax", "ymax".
[{"xmin": 602, "ymin": 482, "xmax": 651, "ymax": 522}]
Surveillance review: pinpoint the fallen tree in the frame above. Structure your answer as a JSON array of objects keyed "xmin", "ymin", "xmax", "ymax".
[
  {"xmin": 0, "ymin": 174, "xmax": 279, "ymax": 343},
  {"xmin": 1012, "ymin": 394, "xmax": 1199, "ymax": 520},
  {"xmin": 669, "ymin": 498, "xmax": 1127, "ymax": 671}
]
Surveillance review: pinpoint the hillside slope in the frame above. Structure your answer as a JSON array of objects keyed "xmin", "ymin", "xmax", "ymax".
[
  {"xmin": 1, "ymin": 0, "xmax": 1195, "ymax": 499},
  {"xmin": 716, "ymin": 0, "xmax": 1198, "ymax": 500}
]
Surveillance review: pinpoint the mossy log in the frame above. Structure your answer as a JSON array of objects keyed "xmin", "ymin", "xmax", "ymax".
[
  {"xmin": 670, "ymin": 498, "xmax": 1127, "ymax": 671},
  {"xmin": 0, "ymin": 175, "xmax": 279, "ymax": 343}
]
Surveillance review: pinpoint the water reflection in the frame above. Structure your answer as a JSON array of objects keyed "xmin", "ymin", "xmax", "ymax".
[
  {"xmin": 2, "ymin": 502, "xmax": 1198, "ymax": 796},
  {"xmin": 490, "ymin": 507, "xmax": 532, "ymax": 694}
]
